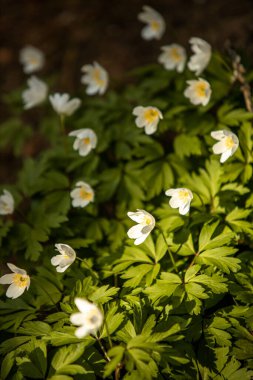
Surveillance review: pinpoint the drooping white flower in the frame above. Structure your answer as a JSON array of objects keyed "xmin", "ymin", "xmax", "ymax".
[
  {"xmin": 188, "ymin": 37, "xmax": 211, "ymax": 75},
  {"xmin": 165, "ymin": 188, "xmax": 193, "ymax": 215},
  {"xmin": 70, "ymin": 298, "xmax": 103, "ymax": 338},
  {"xmin": 133, "ymin": 106, "xmax": 163, "ymax": 135},
  {"xmin": 0, "ymin": 190, "xmax": 14, "ymax": 215},
  {"xmin": 211, "ymin": 130, "xmax": 239, "ymax": 163},
  {"xmin": 158, "ymin": 44, "xmax": 187, "ymax": 72},
  {"xmin": 51, "ymin": 244, "xmax": 76, "ymax": 273},
  {"xmin": 69, "ymin": 129, "xmax": 97, "ymax": 157},
  {"xmin": 81, "ymin": 62, "xmax": 108, "ymax": 95},
  {"xmin": 127, "ymin": 209, "xmax": 155, "ymax": 245},
  {"xmin": 70, "ymin": 181, "xmax": 94, "ymax": 208},
  {"xmin": 49, "ymin": 93, "xmax": 81, "ymax": 116},
  {"xmin": 0, "ymin": 263, "xmax": 30, "ymax": 299},
  {"xmin": 138, "ymin": 5, "xmax": 165, "ymax": 40},
  {"xmin": 19, "ymin": 45, "xmax": 45, "ymax": 74},
  {"xmin": 22, "ymin": 76, "xmax": 48, "ymax": 109},
  {"xmin": 184, "ymin": 78, "xmax": 211, "ymax": 106}
]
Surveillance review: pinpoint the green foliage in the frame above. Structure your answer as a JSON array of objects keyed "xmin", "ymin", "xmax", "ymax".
[{"xmin": 0, "ymin": 42, "xmax": 253, "ymax": 380}]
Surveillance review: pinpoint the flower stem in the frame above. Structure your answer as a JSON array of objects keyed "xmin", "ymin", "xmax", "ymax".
[
  {"xmin": 95, "ymin": 334, "xmax": 111, "ymax": 362},
  {"xmin": 60, "ymin": 114, "xmax": 65, "ymax": 135},
  {"xmin": 157, "ymin": 226, "xmax": 178, "ymax": 273}
]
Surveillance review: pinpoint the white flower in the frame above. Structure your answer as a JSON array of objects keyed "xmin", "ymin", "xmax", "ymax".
[
  {"xmin": 158, "ymin": 44, "xmax": 187, "ymax": 72},
  {"xmin": 51, "ymin": 244, "xmax": 76, "ymax": 273},
  {"xmin": 211, "ymin": 130, "xmax": 239, "ymax": 163},
  {"xmin": 138, "ymin": 6, "xmax": 165, "ymax": 40},
  {"xmin": 81, "ymin": 62, "xmax": 108, "ymax": 95},
  {"xmin": 0, "ymin": 263, "xmax": 30, "ymax": 299},
  {"xmin": 71, "ymin": 181, "xmax": 94, "ymax": 208},
  {"xmin": 22, "ymin": 76, "xmax": 48, "ymax": 109},
  {"xmin": 0, "ymin": 190, "xmax": 14, "ymax": 215},
  {"xmin": 127, "ymin": 209, "xmax": 155, "ymax": 245},
  {"xmin": 19, "ymin": 45, "xmax": 45, "ymax": 74},
  {"xmin": 69, "ymin": 129, "xmax": 97, "ymax": 157},
  {"xmin": 49, "ymin": 93, "xmax": 81, "ymax": 116},
  {"xmin": 133, "ymin": 106, "xmax": 163, "ymax": 135},
  {"xmin": 188, "ymin": 37, "xmax": 211, "ymax": 75},
  {"xmin": 184, "ymin": 78, "xmax": 211, "ymax": 106},
  {"xmin": 70, "ymin": 298, "xmax": 103, "ymax": 338},
  {"xmin": 165, "ymin": 188, "xmax": 193, "ymax": 215}
]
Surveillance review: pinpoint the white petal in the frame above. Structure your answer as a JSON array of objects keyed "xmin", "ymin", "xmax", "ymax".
[
  {"xmin": 7, "ymin": 263, "xmax": 26, "ymax": 275},
  {"xmin": 127, "ymin": 211, "xmax": 144, "ymax": 223},
  {"xmin": 74, "ymin": 325, "xmax": 90, "ymax": 338},
  {"xmin": 70, "ymin": 312, "xmax": 85, "ymax": 326},
  {"xmin": 133, "ymin": 106, "xmax": 144, "ymax": 116},
  {"xmin": 127, "ymin": 224, "xmax": 144, "ymax": 239},
  {"xmin": 169, "ymin": 197, "xmax": 182, "ymax": 209},
  {"xmin": 51, "ymin": 255, "xmax": 64, "ymax": 266},
  {"xmin": 56, "ymin": 264, "xmax": 71, "ymax": 272},
  {"xmin": 79, "ymin": 145, "xmax": 91, "ymax": 157},
  {"xmin": 134, "ymin": 233, "xmax": 150, "ymax": 245},
  {"xmin": 212, "ymin": 141, "xmax": 227, "ymax": 155},
  {"xmin": 75, "ymin": 298, "xmax": 94, "ymax": 313},
  {"xmin": 141, "ymin": 26, "xmax": 156, "ymax": 40},
  {"xmin": 6, "ymin": 283, "xmax": 25, "ymax": 299},
  {"xmin": 55, "ymin": 243, "xmax": 76, "ymax": 258},
  {"xmin": 165, "ymin": 188, "xmax": 178, "ymax": 196},
  {"xmin": 0, "ymin": 274, "xmax": 14, "ymax": 284},
  {"xmin": 211, "ymin": 130, "xmax": 225, "ymax": 140},
  {"xmin": 145, "ymin": 123, "xmax": 158, "ymax": 135},
  {"xmin": 220, "ymin": 150, "xmax": 232, "ymax": 163},
  {"xmin": 179, "ymin": 202, "xmax": 190, "ymax": 215}
]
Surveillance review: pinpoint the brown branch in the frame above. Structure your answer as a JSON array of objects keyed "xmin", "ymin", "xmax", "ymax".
[{"xmin": 226, "ymin": 41, "xmax": 253, "ymax": 113}]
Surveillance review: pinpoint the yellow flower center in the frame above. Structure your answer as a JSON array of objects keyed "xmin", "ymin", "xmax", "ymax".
[
  {"xmin": 1, "ymin": 202, "xmax": 10, "ymax": 212},
  {"xmin": 92, "ymin": 68, "xmax": 104, "ymax": 86},
  {"xmin": 79, "ymin": 188, "xmax": 93, "ymax": 201},
  {"xmin": 30, "ymin": 57, "xmax": 38, "ymax": 65},
  {"xmin": 144, "ymin": 216, "xmax": 152, "ymax": 225},
  {"xmin": 144, "ymin": 109, "xmax": 159, "ymax": 124},
  {"xmin": 171, "ymin": 47, "xmax": 181, "ymax": 61},
  {"xmin": 151, "ymin": 20, "xmax": 160, "ymax": 31},
  {"xmin": 224, "ymin": 136, "xmax": 235, "ymax": 149},
  {"xmin": 82, "ymin": 137, "xmax": 91, "ymax": 145},
  {"xmin": 178, "ymin": 190, "xmax": 190, "ymax": 201},
  {"xmin": 13, "ymin": 274, "xmax": 29, "ymax": 288},
  {"xmin": 195, "ymin": 82, "xmax": 208, "ymax": 98},
  {"xmin": 89, "ymin": 312, "xmax": 99, "ymax": 324}
]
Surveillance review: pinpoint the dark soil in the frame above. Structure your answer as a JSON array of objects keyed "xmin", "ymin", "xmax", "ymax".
[{"xmin": 1, "ymin": 0, "xmax": 253, "ymax": 93}]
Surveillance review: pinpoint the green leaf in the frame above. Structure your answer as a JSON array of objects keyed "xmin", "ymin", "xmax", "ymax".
[
  {"xmin": 49, "ymin": 343, "xmax": 86, "ymax": 376},
  {"xmin": 174, "ymin": 135, "xmax": 202, "ymax": 158},
  {"xmin": 89, "ymin": 285, "xmax": 119, "ymax": 304},
  {"xmin": 104, "ymin": 346, "xmax": 125, "ymax": 378},
  {"xmin": 18, "ymin": 340, "xmax": 47, "ymax": 379},
  {"xmin": 1, "ymin": 351, "xmax": 15, "ymax": 380},
  {"xmin": 196, "ymin": 247, "xmax": 240, "ymax": 273}
]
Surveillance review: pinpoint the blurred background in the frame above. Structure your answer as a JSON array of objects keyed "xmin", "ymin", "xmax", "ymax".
[{"xmin": 1, "ymin": 0, "xmax": 253, "ymax": 93}]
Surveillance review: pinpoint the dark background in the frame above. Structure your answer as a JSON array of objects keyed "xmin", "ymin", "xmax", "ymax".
[
  {"xmin": 1, "ymin": 0, "xmax": 253, "ymax": 93},
  {"xmin": 0, "ymin": 0, "xmax": 253, "ymax": 183}
]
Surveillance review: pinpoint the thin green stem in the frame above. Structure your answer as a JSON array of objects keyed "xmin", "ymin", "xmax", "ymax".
[
  {"xmin": 157, "ymin": 226, "xmax": 178, "ymax": 273},
  {"xmin": 95, "ymin": 334, "xmax": 111, "ymax": 362},
  {"xmin": 60, "ymin": 114, "xmax": 65, "ymax": 135}
]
